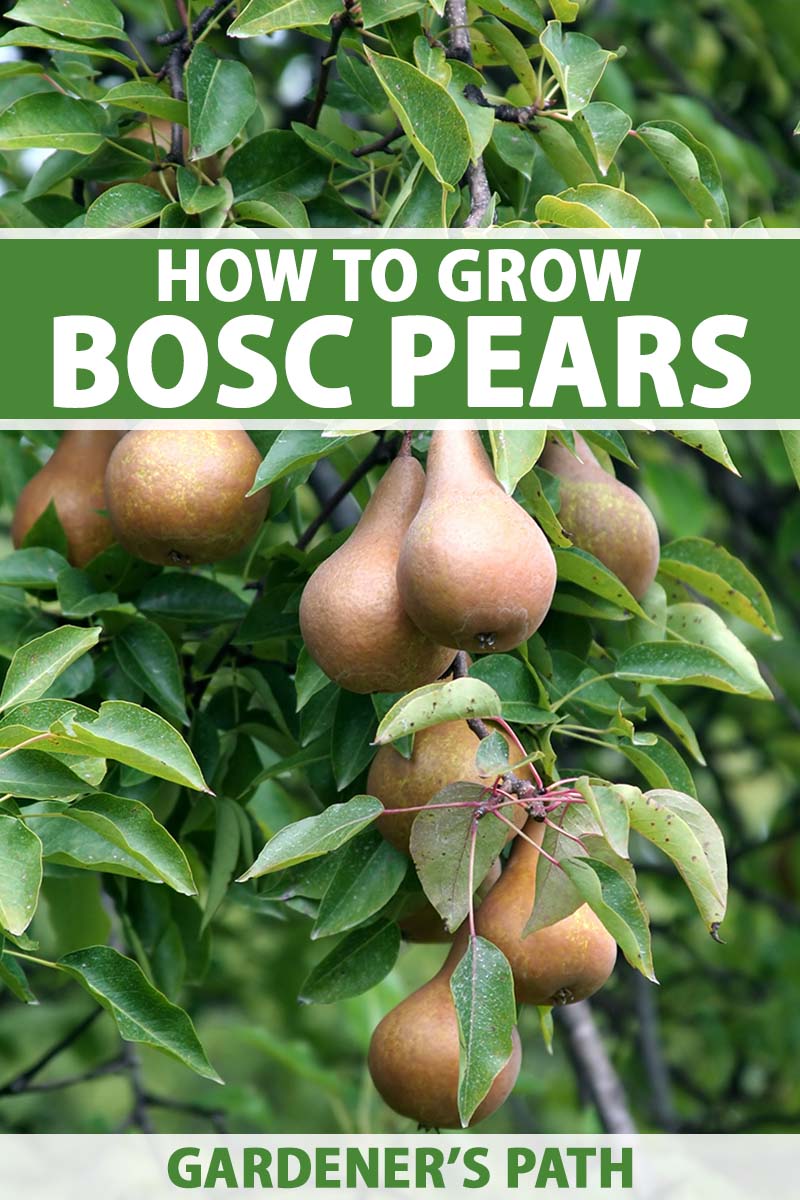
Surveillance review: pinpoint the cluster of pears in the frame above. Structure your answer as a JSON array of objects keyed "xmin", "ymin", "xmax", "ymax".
[
  {"xmin": 13, "ymin": 429, "xmax": 269, "ymax": 568},
  {"xmin": 369, "ymin": 803, "xmax": 617, "ymax": 1129},
  {"xmin": 366, "ymin": 719, "xmax": 615, "ymax": 1128},
  {"xmin": 300, "ymin": 430, "xmax": 558, "ymax": 693}
]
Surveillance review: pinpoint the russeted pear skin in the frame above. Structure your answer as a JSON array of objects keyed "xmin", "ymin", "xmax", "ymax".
[
  {"xmin": 396, "ymin": 430, "xmax": 557, "ymax": 653},
  {"xmin": 104, "ymin": 430, "xmax": 269, "ymax": 566},
  {"xmin": 12, "ymin": 431, "xmax": 121, "ymax": 567},
  {"xmin": 540, "ymin": 434, "xmax": 660, "ymax": 601},
  {"xmin": 299, "ymin": 453, "xmax": 455, "ymax": 694},
  {"xmin": 370, "ymin": 721, "xmax": 526, "ymax": 854},
  {"xmin": 368, "ymin": 938, "xmax": 521, "ymax": 1127},
  {"xmin": 476, "ymin": 819, "xmax": 617, "ymax": 1006}
]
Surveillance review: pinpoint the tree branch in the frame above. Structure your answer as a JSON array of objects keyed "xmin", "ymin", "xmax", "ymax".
[
  {"xmin": 306, "ymin": 0, "xmax": 360, "ymax": 129},
  {"xmin": 555, "ymin": 1000, "xmax": 637, "ymax": 1133},
  {"xmin": 632, "ymin": 969, "xmax": 677, "ymax": 1130},
  {"xmin": 352, "ymin": 124, "xmax": 404, "ymax": 158},
  {"xmin": 444, "ymin": 0, "xmax": 493, "ymax": 227},
  {"xmin": 0, "ymin": 1009, "xmax": 101, "ymax": 1096}
]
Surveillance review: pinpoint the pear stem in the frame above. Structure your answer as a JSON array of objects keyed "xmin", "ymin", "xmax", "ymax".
[{"xmin": 296, "ymin": 432, "xmax": 398, "ymax": 550}]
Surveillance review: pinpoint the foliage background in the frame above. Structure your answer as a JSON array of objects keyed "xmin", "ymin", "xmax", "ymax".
[{"xmin": 0, "ymin": 0, "xmax": 797, "ymax": 1139}]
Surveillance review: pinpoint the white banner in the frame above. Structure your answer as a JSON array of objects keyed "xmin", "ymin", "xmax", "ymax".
[{"xmin": 0, "ymin": 1134, "xmax": 794, "ymax": 1200}]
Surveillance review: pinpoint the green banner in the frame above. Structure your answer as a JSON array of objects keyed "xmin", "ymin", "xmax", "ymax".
[{"xmin": 2, "ymin": 232, "xmax": 796, "ymax": 424}]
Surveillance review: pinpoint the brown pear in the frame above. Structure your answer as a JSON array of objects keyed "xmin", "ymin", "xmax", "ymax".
[
  {"xmin": 370, "ymin": 720, "xmax": 527, "ymax": 854},
  {"xmin": 299, "ymin": 450, "xmax": 455, "ymax": 694},
  {"xmin": 368, "ymin": 935, "xmax": 521, "ymax": 1127},
  {"xmin": 399, "ymin": 859, "xmax": 502, "ymax": 943},
  {"xmin": 396, "ymin": 430, "xmax": 557, "ymax": 653},
  {"xmin": 476, "ymin": 819, "xmax": 617, "ymax": 1006},
  {"xmin": 12, "ymin": 431, "xmax": 121, "ymax": 567},
  {"xmin": 539, "ymin": 433, "xmax": 659, "ymax": 601},
  {"xmin": 104, "ymin": 430, "xmax": 269, "ymax": 566}
]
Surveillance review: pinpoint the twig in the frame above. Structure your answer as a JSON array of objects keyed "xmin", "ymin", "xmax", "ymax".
[
  {"xmin": 305, "ymin": 1, "xmax": 358, "ymax": 129},
  {"xmin": 121, "ymin": 1042, "xmax": 155, "ymax": 1133},
  {"xmin": 156, "ymin": 0, "xmax": 236, "ymax": 164},
  {"xmin": 352, "ymin": 125, "xmax": 404, "ymax": 158},
  {"xmin": 444, "ymin": 0, "xmax": 493, "ymax": 227},
  {"xmin": 555, "ymin": 1001, "xmax": 637, "ymax": 1133},
  {"xmin": 142, "ymin": 1091, "xmax": 228, "ymax": 1131},
  {"xmin": 463, "ymin": 83, "xmax": 540, "ymax": 127},
  {"xmin": 2, "ymin": 1057, "xmax": 126, "ymax": 1095},
  {"xmin": 0, "ymin": 1009, "xmax": 101, "ymax": 1096}
]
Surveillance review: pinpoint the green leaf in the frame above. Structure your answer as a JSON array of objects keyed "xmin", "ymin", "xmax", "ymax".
[
  {"xmin": 31, "ymin": 794, "xmax": 196, "ymax": 893},
  {"xmin": 234, "ymin": 193, "xmax": 309, "ymax": 228},
  {"xmin": 540, "ymin": 21, "xmax": 616, "ymax": 118},
  {"xmin": 469, "ymin": 655, "xmax": 554, "ymax": 725},
  {"xmin": 227, "ymin": 130, "xmax": 327, "ymax": 202},
  {"xmin": 549, "ymin": 0, "xmax": 579, "ymax": 20},
  {"xmin": 636, "ymin": 121, "xmax": 729, "ymax": 228},
  {"xmin": 0, "ymin": 947, "xmax": 36, "ymax": 1003},
  {"xmin": 54, "ymin": 702, "xmax": 209, "ymax": 792},
  {"xmin": 577, "ymin": 779, "xmax": 632, "ymax": 858},
  {"xmin": 536, "ymin": 183, "xmax": 659, "ymax": 228},
  {"xmin": 331, "ymin": 691, "xmax": 376, "ymax": 789},
  {"xmin": 0, "ymin": 549, "xmax": 67, "ymax": 590},
  {"xmin": 20, "ymin": 499, "xmax": 68, "ymax": 558},
  {"xmin": 56, "ymin": 568, "xmax": 117, "ymax": 618},
  {"xmin": 517, "ymin": 470, "xmax": 571, "ymax": 549},
  {"xmin": 367, "ymin": 50, "xmax": 471, "ymax": 188},
  {"xmin": 0, "ymin": 91, "xmax": 106, "ymax": 153},
  {"xmin": 475, "ymin": 731, "xmax": 510, "ymax": 776},
  {"xmin": 7, "ymin": 0, "xmax": 124, "ymax": 41},
  {"xmin": 299, "ymin": 919, "xmax": 400, "ymax": 1004},
  {"xmin": 409, "ymin": 783, "xmax": 509, "ymax": 930},
  {"xmin": 113, "ymin": 619, "xmax": 188, "ymax": 726},
  {"xmin": 626, "ymin": 789, "xmax": 727, "ymax": 932},
  {"xmin": 240, "ymin": 795, "xmax": 383, "ymax": 878},
  {"xmin": 312, "ymin": 828, "xmax": 407, "ymax": 938},
  {"xmin": 617, "ymin": 734, "xmax": 696, "ymax": 797},
  {"xmin": 105, "ymin": 81, "xmax": 188, "ymax": 125},
  {"xmin": 780, "ymin": 431, "xmax": 800, "ymax": 491},
  {"xmin": 658, "ymin": 537, "xmax": 778, "ymax": 637},
  {"xmin": 479, "ymin": 0, "xmax": 544, "ymax": 35},
  {"xmin": 58, "ymin": 945, "xmax": 221, "ymax": 1081},
  {"xmin": 229, "ymin": 0, "xmax": 339, "ymax": 36},
  {"xmin": 374, "ymin": 678, "xmax": 502, "ymax": 745},
  {"xmin": 451, "ymin": 936, "xmax": 517, "ymax": 1127},
  {"xmin": 250, "ymin": 432, "xmax": 349, "ymax": 491},
  {"xmin": 645, "ymin": 688, "xmax": 705, "ymax": 765},
  {"xmin": 176, "ymin": 168, "xmax": 228, "ymax": 214},
  {"xmin": 475, "ymin": 16, "xmax": 538, "ymax": 101},
  {"xmin": 666, "ymin": 603, "xmax": 771, "ymax": 700},
  {"xmin": 201, "ymin": 797, "xmax": 241, "ymax": 933},
  {"xmin": 186, "ymin": 43, "xmax": 257, "ymax": 161},
  {"xmin": 560, "ymin": 856, "xmax": 655, "ymax": 980},
  {"xmin": 86, "ymin": 183, "xmax": 167, "ymax": 228},
  {"xmin": 554, "ymin": 546, "xmax": 647, "ymax": 616},
  {"xmin": 294, "ymin": 646, "xmax": 330, "ymax": 712},
  {"xmin": 573, "ymin": 102, "xmax": 631, "ymax": 175},
  {"xmin": 0, "ymin": 814, "xmax": 42, "ymax": 934},
  {"xmin": 138, "ymin": 573, "xmax": 247, "ymax": 625},
  {"xmin": 0, "ymin": 25, "xmax": 136, "ymax": 68},
  {"xmin": 615, "ymin": 640, "xmax": 760, "ymax": 697},
  {"xmin": 489, "ymin": 430, "xmax": 546, "ymax": 494},
  {"xmin": 669, "ymin": 430, "xmax": 739, "ymax": 474},
  {"xmin": 533, "ymin": 118, "xmax": 596, "ymax": 187},
  {"xmin": 0, "ymin": 625, "xmax": 100, "ymax": 712},
  {"xmin": 0, "ymin": 748, "xmax": 94, "ymax": 800}
]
